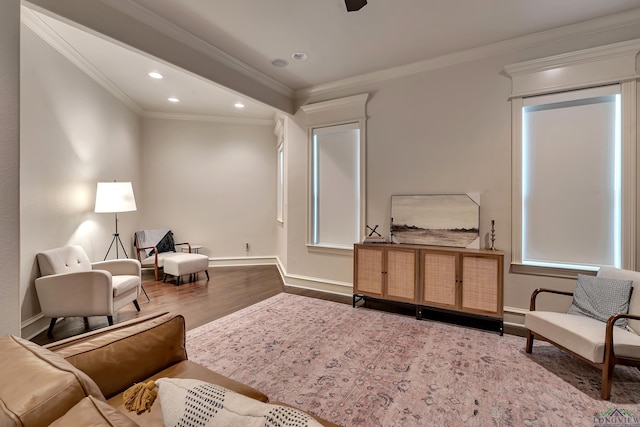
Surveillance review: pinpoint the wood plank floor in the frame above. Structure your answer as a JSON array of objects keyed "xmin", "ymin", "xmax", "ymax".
[
  {"xmin": 31, "ymin": 265, "xmax": 352, "ymax": 346},
  {"xmin": 30, "ymin": 265, "xmax": 520, "ymax": 345}
]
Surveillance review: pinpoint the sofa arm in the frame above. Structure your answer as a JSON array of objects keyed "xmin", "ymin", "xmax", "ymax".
[
  {"xmin": 529, "ymin": 288, "xmax": 574, "ymax": 311},
  {"xmin": 92, "ymin": 259, "xmax": 141, "ymax": 276},
  {"xmin": 35, "ymin": 271, "xmax": 113, "ymax": 317},
  {"xmin": 46, "ymin": 312, "xmax": 188, "ymax": 399}
]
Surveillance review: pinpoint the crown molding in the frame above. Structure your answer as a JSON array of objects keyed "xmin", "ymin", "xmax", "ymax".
[
  {"xmin": 504, "ymin": 38, "xmax": 640, "ymax": 97},
  {"xmin": 142, "ymin": 111, "xmax": 274, "ymax": 126},
  {"xmin": 295, "ymin": 7, "xmax": 640, "ymax": 100},
  {"xmin": 101, "ymin": 0, "xmax": 294, "ymax": 99},
  {"xmin": 21, "ymin": 6, "xmax": 143, "ymax": 115},
  {"xmin": 299, "ymin": 93, "xmax": 369, "ymax": 127}
]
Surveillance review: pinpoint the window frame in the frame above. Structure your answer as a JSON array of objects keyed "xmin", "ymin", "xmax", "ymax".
[
  {"xmin": 300, "ymin": 94, "xmax": 368, "ymax": 254},
  {"xmin": 511, "ymin": 82, "xmax": 636, "ymax": 278},
  {"xmin": 505, "ymin": 40, "xmax": 638, "ymax": 278}
]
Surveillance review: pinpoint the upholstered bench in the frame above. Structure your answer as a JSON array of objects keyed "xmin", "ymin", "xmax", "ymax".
[{"xmin": 162, "ymin": 253, "xmax": 209, "ymax": 286}]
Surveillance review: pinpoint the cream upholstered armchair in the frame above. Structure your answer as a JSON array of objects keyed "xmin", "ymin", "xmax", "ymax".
[
  {"xmin": 35, "ymin": 245, "xmax": 141, "ymax": 336},
  {"xmin": 525, "ymin": 266, "xmax": 640, "ymax": 400}
]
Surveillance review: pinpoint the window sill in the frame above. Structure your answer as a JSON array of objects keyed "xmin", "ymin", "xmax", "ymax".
[
  {"xmin": 510, "ymin": 262, "xmax": 598, "ymax": 279},
  {"xmin": 306, "ymin": 244, "xmax": 354, "ymax": 256}
]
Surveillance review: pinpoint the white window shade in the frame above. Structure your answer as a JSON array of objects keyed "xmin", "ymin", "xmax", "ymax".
[
  {"xmin": 522, "ymin": 85, "xmax": 620, "ymax": 268},
  {"xmin": 312, "ymin": 123, "xmax": 360, "ymax": 247}
]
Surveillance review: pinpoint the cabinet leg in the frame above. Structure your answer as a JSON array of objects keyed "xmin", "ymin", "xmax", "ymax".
[{"xmin": 416, "ymin": 307, "xmax": 422, "ymax": 320}]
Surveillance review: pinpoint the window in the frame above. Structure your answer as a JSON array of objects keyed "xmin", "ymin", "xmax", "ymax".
[
  {"xmin": 311, "ymin": 123, "xmax": 361, "ymax": 248},
  {"xmin": 300, "ymin": 93, "xmax": 368, "ymax": 251},
  {"xmin": 520, "ymin": 85, "xmax": 621, "ymax": 271},
  {"xmin": 276, "ymin": 143, "xmax": 284, "ymax": 223},
  {"xmin": 506, "ymin": 41, "xmax": 638, "ymax": 276}
]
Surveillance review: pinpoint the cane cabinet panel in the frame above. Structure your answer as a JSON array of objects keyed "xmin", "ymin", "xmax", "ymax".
[{"xmin": 353, "ymin": 244, "xmax": 417, "ymax": 304}]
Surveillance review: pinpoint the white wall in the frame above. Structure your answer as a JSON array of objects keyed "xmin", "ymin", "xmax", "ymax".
[
  {"xmin": 20, "ymin": 23, "xmax": 141, "ymax": 337},
  {"xmin": 140, "ymin": 118, "xmax": 277, "ymax": 260},
  {"xmin": 0, "ymin": 1, "xmax": 21, "ymax": 336},
  {"xmin": 285, "ymin": 25, "xmax": 640, "ymax": 324}
]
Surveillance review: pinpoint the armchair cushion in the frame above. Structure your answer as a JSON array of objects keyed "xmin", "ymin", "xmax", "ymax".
[
  {"xmin": 112, "ymin": 275, "xmax": 141, "ymax": 298},
  {"xmin": 566, "ymin": 274, "xmax": 633, "ymax": 329},
  {"xmin": 525, "ymin": 310, "xmax": 640, "ymax": 363},
  {"xmin": 37, "ymin": 245, "xmax": 92, "ymax": 275}
]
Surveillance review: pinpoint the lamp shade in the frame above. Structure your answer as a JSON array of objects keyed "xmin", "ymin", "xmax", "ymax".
[{"xmin": 95, "ymin": 182, "xmax": 137, "ymax": 213}]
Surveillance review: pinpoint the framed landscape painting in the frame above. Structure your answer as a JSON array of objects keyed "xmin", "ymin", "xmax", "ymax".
[{"xmin": 390, "ymin": 194, "xmax": 480, "ymax": 248}]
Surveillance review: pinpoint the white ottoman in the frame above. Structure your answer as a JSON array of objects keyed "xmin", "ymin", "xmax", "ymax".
[{"xmin": 162, "ymin": 253, "xmax": 210, "ymax": 286}]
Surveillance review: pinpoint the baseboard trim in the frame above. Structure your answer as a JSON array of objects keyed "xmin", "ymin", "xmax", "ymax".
[{"xmin": 21, "ymin": 314, "xmax": 56, "ymax": 340}]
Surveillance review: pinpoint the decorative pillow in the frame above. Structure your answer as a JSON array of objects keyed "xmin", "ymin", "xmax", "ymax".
[
  {"xmin": 50, "ymin": 396, "xmax": 139, "ymax": 427},
  {"xmin": 156, "ymin": 378, "xmax": 324, "ymax": 427},
  {"xmin": 567, "ymin": 274, "xmax": 633, "ymax": 328}
]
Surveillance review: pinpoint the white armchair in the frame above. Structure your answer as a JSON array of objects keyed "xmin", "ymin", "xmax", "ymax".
[{"xmin": 35, "ymin": 245, "xmax": 142, "ymax": 336}]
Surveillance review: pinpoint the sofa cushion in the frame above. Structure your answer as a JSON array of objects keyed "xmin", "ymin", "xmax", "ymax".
[
  {"xmin": 0, "ymin": 335, "xmax": 104, "ymax": 426},
  {"xmin": 156, "ymin": 378, "xmax": 324, "ymax": 427},
  {"xmin": 598, "ymin": 266, "xmax": 640, "ymax": 334},
  {"xmin": 50, "ymin": 396, "xmax": 139, "ymax": 427},
  {"xmin": 525, "ymin": 311, "xmax": 640, "ymax": 363},
  {"xmin": 51, "ymin": 313, "xmax": 188, "ymax": 399},
  {"xmin": 567, "ymin": 274, "xmax": 633, "ymax": 328}
]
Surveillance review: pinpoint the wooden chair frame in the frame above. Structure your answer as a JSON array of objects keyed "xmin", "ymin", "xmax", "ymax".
[{"xmin": 526, "ymin": 288, "xmax": 640, "ymax": 400}]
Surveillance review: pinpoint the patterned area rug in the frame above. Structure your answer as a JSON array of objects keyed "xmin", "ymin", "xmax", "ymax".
[{"xmin": 186, "ymin": 293, "xmax": 640, "ymax": 427}]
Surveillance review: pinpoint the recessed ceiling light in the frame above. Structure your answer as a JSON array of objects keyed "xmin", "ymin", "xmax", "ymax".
[
  {"xmin": 234, "ymin": 102, "xmax": 245, "ymax": 109},
  {"xmin": 271, "ymin": 59, "xmax": 288, "ymax": 68},
  {"xmin": 148, "ymin": 72, "xmax": 163, "ymax": 79},
  {"xmin": 291, "ymin": 52, "xmax": 308, "ymax": 61},
  {"xmin": 168, "ymin": 97, "xmax": 180, "ymax": 103}
]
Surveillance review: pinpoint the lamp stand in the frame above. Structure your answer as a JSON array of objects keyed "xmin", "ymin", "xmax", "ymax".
[{"xmin": 103, "ymin": 212, "xmax": 129, "ymax": 260}]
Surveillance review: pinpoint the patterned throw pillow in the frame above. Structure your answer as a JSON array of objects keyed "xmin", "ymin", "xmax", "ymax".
[
  {"xmin": 567, "ymin": 274, "xmax": 633, "ymax": 329},
  {"xmin": 156, "ymin": 378, "xmax": 324, "ymax": 427}
]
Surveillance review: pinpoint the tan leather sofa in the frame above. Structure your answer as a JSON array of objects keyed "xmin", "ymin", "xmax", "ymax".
[{"xmin": 1, "ymin": 312, "xmax": 340, "ymax": 426}]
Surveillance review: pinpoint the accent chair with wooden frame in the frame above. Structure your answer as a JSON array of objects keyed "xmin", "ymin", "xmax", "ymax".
[
  {"xmin": 134, "ymin": 229, "xmax": 192, "ymax": 281},
  {"xmin": 525, "ymin": 266, "xmax": 640, "ymax": 400}
]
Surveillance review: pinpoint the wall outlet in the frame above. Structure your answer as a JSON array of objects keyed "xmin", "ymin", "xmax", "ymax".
[{"xmin": 245, "ymin": 243, "xmax": 249, "ymax": 251}]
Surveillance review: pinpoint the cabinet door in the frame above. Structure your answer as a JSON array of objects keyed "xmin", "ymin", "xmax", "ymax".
[
  {"xmin": 385, "ymin": 247, "xmax": 417, "ymax": 303},
  {"xmin": 420, "ymin": 250, "xmax": 457, "ymax": 309},
  {"xmin": 354, "ymin": 246, "xmax": 384, "ymax": 297},
  {"xmin": 460, "ymin": 254, "xmax": 502, "ymax": 316}
]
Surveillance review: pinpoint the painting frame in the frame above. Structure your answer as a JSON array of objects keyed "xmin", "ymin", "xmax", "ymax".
[{"xmin": 390, "ymin": 193, "xmax": 480, "ymax": 248}]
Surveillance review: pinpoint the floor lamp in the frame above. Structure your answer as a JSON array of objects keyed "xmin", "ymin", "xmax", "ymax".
[{"xmin": 95, "ymin": 181, "xmax": 137, "ymax": 261}]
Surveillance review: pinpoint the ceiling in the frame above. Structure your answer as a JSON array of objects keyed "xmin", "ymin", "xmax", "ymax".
[{"xmin": 23, "ymin": 0, "xmax": 640, "ymax": 120}]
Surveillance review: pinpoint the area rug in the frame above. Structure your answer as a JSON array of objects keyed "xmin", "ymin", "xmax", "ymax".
[{"xmin": 186, "ymin": 293, "xmax": 640, "ymax": 427}]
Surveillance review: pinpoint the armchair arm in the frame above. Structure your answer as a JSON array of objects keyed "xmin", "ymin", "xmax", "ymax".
[
  {"xmin": 35, "ymin": 271, "xmax": 113, "ymax": 317},
  {"xmin": 605, "ymin": 313, "xmax": 640, "ymax": 360},
  {"xmin": 529, "ymin": 288, "xmax": 574, "ymax": 311},
  {"xmin": 92, "ymin": 259, "xmax": 141, "ymax": 276},
  {"xmin": 135, "ymin": 245, "xmax": 157, "ymax": 258},
  {"xmin": 175, "ymin": 242, "xmax": 192, "ymax": 253}
]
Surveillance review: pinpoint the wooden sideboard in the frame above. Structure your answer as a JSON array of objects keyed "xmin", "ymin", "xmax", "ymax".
[{"xmin": 353, "ymin": 243, "xmax": 504, "ymax": 333}]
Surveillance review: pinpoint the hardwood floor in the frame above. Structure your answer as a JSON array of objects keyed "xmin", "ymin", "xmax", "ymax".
[
  {"xmin": 30, "ymin": 265, "xmax": 518, "ymax": 345},
  {"xmin": 31, "ymin": 265, "xmax": 352, "ymax": 346}
]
